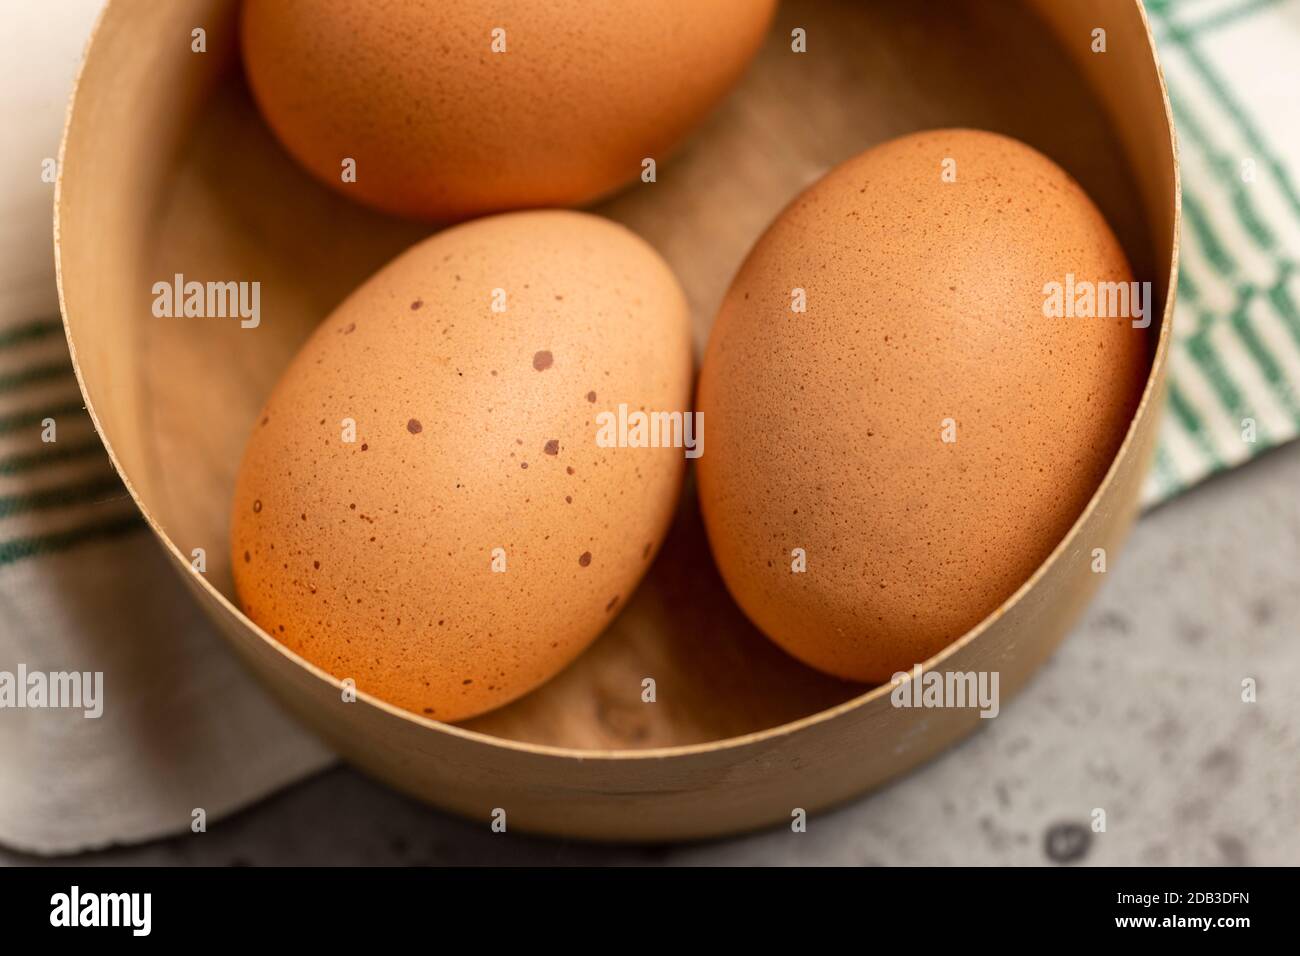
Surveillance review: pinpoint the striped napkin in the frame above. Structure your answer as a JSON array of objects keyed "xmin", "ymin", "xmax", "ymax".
[
  {"xmin": 0, "ymin": 318, "xmax": 142, "ymax": 555},
  {"xmin": 0, "ymin": 0, "xmax": 332, "ymax": 856},
  {"xmin": 1, "ymin": 0, "xmax": 1297, "ymax": 854},
  {"xmin": 1142, "ymin": 0, "xmax": 1300, "ymax": 502}
]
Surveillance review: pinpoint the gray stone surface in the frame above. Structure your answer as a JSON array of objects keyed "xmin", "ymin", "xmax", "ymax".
[{"xmin": 4, "ymin": 444, "xmax": 1298, "ymax": 866}]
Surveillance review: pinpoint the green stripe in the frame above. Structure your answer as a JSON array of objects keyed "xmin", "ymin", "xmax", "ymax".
[
  {"xmin": 1161, "ymin": 15, "xmax": 1300, "ymax": 219},
  {"xmin": 0, "ymin": 318, "xmax": 62, "ymax": 350},
  {"xmin": 1146, "ymin": 1, "xmax": 1300, "ymax": 500},
  {"xmin": 1186, "ymin": 319, "xmax": 1264, "ymax": 441},
  {"xmin": 1152, "ymin": 443, "xmax": 1183, "ymax": 498},
  {"xmin": 0, "ymin": 437, "xmax": 106, "ymax": 476},
  {"xmin": 1177, "ymin": 263, "xmax": 1203, "ymax": 307},
  {"xmin": 1174, "ymin": 180, "xmax": 1278, "ymax": 438},
  {"xmin": 0, "ymin": 361, "xmax": 75, "ymax": 395},
  {"xmin": 1175, "ymin": 0, "xmax": 1292, "ymax": 38},
  {"xmin": 0, "ymin": 474, "xmax": 125, "ymax": 520},
  {"xmin": 1169, "ymin": 96, "xmax": 1276, "ymax": 251},
  {"xmin": 1266, "ymin": 264, "xmax": 1300, "ymax": 352},
  {"xmin": 1166, "ymin": 380, "xmax": 1225, "ymax": 468},
  {"xmin": 0, "ymin": 398, "xmax": 86, "ymax": 436},
  {"xmin": 1228, "ymin": 290, "xmax": 1300, "ymax": 423},
  {"xmin": 0, "ymin": 513, "xmax": 145, "ymax": 567},
  {"xmin": 1158, "ymin": 35, "xmax": 1300, "ymax": 433},
  {"xmin": 1181, "ymin": 189, "xmax": 1239, "ymax": 279}
]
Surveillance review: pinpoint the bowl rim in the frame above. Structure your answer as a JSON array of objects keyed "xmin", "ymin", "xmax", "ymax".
[{"xmin": 52, "ymin": 0, "xmax": 1181, "ymax": 764}]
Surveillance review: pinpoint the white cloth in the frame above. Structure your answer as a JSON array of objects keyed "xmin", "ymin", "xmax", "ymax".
[{"xmin": 0, "ymin": 0, "xmax": 332, "ymax": 857}]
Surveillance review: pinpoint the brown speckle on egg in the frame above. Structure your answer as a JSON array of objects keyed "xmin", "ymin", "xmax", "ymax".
[
  {"xmin": 229, "ymin": 211, "xmax": 691, "ymax": 723},
  {"xmin": 532, "ymin": 350, "xmax": 553, "ymax": 371}
]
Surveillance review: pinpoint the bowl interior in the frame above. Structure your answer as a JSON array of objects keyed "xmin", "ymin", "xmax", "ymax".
[{"xmin": 68, "ymin": 0, "xmax": 1164, "ymax": 752}]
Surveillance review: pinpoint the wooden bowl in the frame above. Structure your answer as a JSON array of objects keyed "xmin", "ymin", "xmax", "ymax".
[{"xmin": 56, "ymin": 0, "xmax": 1178, "ymax": 841}]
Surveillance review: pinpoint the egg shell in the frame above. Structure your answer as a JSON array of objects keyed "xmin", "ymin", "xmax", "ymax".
[
  {"xmin": 239, "ymin": 0, "xmax": 777, "ymax": 221},
  {"xmin": 696, "ymin": 128, "xmax": 1151, "ymax": 684},
  {"xmin": 230, "ymin": 210, "xmax": 693, "ymax": 722}
]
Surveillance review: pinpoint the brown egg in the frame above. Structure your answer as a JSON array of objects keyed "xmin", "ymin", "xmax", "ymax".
[
  {"xmin": 230, "ymin": 210, "xmax": 692, "ymax": 721},
  {"xmin": 240, "ymin": 0, "xmax": 776, "ymax": 221},
  {"xmin": 697, "ymin": 129, "xmax": 1150, "ymax": 684}
]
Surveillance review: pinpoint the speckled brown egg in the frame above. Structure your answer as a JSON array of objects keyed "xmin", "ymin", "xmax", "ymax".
[
  {"xmin": 696, "ymin": 128, "xmax": 1151, "ymax": 684},
  {"xmin": 230, "ymin": 210, "xmax": 692, "ymax": 721},
  {"xmin": 240, "ymin": 0, "xmax": 776, "ymax": 221}
]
